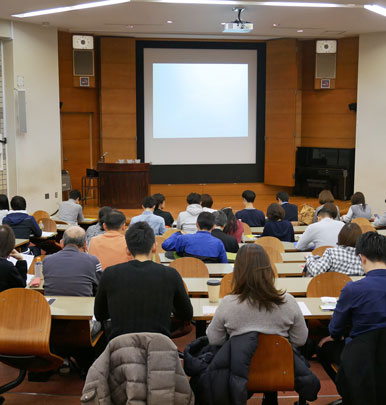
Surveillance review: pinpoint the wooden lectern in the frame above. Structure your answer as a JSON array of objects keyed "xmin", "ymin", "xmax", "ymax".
[{"xmin": 97, "ymin": 163, "xmax": 150, "ymax": 209}]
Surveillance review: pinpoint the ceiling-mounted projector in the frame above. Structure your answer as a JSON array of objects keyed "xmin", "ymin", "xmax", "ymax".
[{"xmin": 223, "ymin": 8, "xmax": 253, "ymax": 33}]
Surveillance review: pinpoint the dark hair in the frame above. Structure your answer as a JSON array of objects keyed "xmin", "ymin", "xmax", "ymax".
[
  {"xmin": 187, "ymin": 192, "xmax": 201, "ymax": 205},
  {"xmin": 356, "ymin": 232, "xmax": 386, "ymax": 263},
  {"xmin": 338, "ymin": 223, "xmax": 362, "ymax": 247},
  {"xmin": 98, "ymin": 206, "xmax": 113, "ymax": 231},
  {"xmin": 142, "ymin": 196, "xmax": 156, "ymax": 209},
  {"xmin": 222, "ymin": 208, "xmax": 238, "ymax": 234},
  {"xmin": 153, "ymin": 193, "xmax": 165, "ymax": 210},
  {"xmin": 125, "ymin": 221, "xmax": 155, "ymax": 256},
  {"xmin": 69, "ymin": 189, "xmax": 82, "ymax": 201},
  {"xmin": 276, "ymin": 191, "xmax": 289, "ymax": 202},
  {"xmin": 0, "ymin": 225, "xmax": 15, "ymax": 258},
  {"xmin": 267, "ymin": 203, "xmax": 285, "ymax": 221},
  {"xmin": 0, "ymin": 195, "xmax": 9, "ymax": 211},
  {"xmin": 10, "ymin": 196, "xmax": 26, "ymax": 211},
  {"xmin": 318, "ymin": 190, "xmax": 334, "ymax": 205},
  {"xmin": 318, "ymin": 202, "xmax": 337, "ymax": 219},
  {"xmin": 63, "ymin": 228, "xmax": 86, "ymax": 248},
  {"xmin": 197, "ymin": 212, "xmax": 215, "ymax": 231},
  {"xmin": 232, "ymin": 244, "xmax": 285, "ymax": 311},
  {"xmin": 213, "ymin": 210, "xmax": 227, "ymax": 228},
  {"xmin": 201, "ymin": 194, "xmax": 213, "ymax": 208},
  {"xmin": 351, "ymin": 192, "xmax": 366, "ymax": 210},
  {"xmin": 242, "ymin": 190, "xmax": 256, "ymax": 203},
  {"xmin": 104, "ymin": 209, "xmax": 126, "ymax": 231}
]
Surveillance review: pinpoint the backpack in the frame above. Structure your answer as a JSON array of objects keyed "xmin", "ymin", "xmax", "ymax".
[{"xmin": 298, "ymin": 204, "xmax": 315, "ymax": 225}]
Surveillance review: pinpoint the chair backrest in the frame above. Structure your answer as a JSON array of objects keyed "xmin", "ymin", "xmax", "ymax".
[
  {"xmin": 360, "ymin": 224, "xmax": 376, "ymax": 233},
  {"xmin": 306, "ymin": 272, "xmax": 352, "ymax": 297},
  {"xmin": 256, "ymin": 236, "xmax": 285, "ymax": 253},
  {"xmin": 241, "ymin": 221, "xmax": 252, "ymax": 235},
  {"xmin": 163, "ymin": 228, "xmax": 180, "ymax": 239},
  {"xmin": 39, "ymin": 217, "xmax": 57, "ymax": 232},
  {"xmin": 169, "ymin": 257, "xmax": 209, "ymax": 278},
  {"xmin": 220, "ymin": 273, "xmax": 234, "ymax": 298},
  {"xmin": 312, "ymin": 245, "xmax": 333, "ymax": 256},
  {"xmin": 33, "ymin": 210, "xmax": 50, "ymax": 222},
  {"xmin": 155, "ymin": 235, "xmax": 165, "ymax": 254},
  {"xmin": 352, "ymin": 217, "xmax": 372, "ymax": 227},
  {"xmin": 262, "ymin": 246, "xmax": 281, "ymax": 277},
  {"xmin": 246, "ymin": 334, "xmax": 294, "ymax": 392}
]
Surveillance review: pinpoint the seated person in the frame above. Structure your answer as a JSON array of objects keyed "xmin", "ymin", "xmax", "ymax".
[
  {"xmin": 94, "ymin": 221, "xmax": 193, "ymax": 341},
  {"xmin": 276, "ymin": 191, "xmax": 298, "ymax": 222},
  {"xmin": 211, "ymin": 211, "xmax": 239, "ymax": 253},
  {"xmin": 313, "ymin": 190, "xmax": 341, "ymax": 223},
  {"xmin": 162, "ymin": 212, "xmax": 228, "ymax": 263},
  {"xmin": 89, "ymin": 210, "xmax": 131, "ymax": 270},
  {"xmin": 130, "ymin": 196, "xmax": 166, "ymax": 236},
  {"xmin": 85, "ymin": 206, "xmax": 112, "ymax": 247},
  {"xmin": 3, "ymin": 196, "xmax": 42, "ymax": 254},
  {"xmin": 306, "ymin": 223, "xmax": 364, "ymax": 277},
  {"xmin": 43, "ymin": 226, "xmax": 102, "ymax": 296},
  {"xmin": 318, "ymin": 232, "xmax": 386, "ymax": 383},
  {"xmin": 222, "ymin": 208, "xmax": 244, "ymax": 243},
  {"xmin": 0, "ymin": 194, "xmax": 9, "ymax": 224},
  {"xmin": 235, "ymin": 190, "xmax": 265, "ymax": 227},
  {"xmin": 0, "ymin": 224, "xmax": 27, "ymax": 292},
  {"xmin": 201, "ymin": 194, "xmax": 216, "ymax": 213},
  {"xmin": 342, "ymin": 191, "xmax": 372, "ymax": 223},
  {"xmin": 177, "ymin": 192, "xmax": 203, "ymax": 234},
  {"xmin": 374, "ymin": 210, "xmax": 386, "ymax": 227},
  {"xmin": 296, "ymin": 203, "xmax": 344, "ymax": 251},
  {"xmin": 153, "ymin": 193, "xmax": 174, "ymax": 227},
  {"xmin": 261, "ymin": 203, "xmax": 295, "ymax": 242},
  {"xmin": 58, "ymin": 189, "xmax": 85, "ymax": 225}
]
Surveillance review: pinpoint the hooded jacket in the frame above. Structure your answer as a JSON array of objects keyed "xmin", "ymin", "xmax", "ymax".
[
  {"xmin": 3, "ymin": 212, "xmax": 42, "ymax": 245},
  {"xmin": 177, "ymin": 204, "xmax": 203, "ymax": 234}
]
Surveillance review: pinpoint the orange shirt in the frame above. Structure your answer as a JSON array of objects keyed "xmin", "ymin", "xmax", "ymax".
[{"xmin": 88, "ymin": 231, "xmax": 131, "ymax": 270}]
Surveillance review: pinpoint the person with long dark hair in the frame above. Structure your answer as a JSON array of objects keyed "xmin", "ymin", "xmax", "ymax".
[
  {"xmin": 222, "ymin": 207, "xmax": 244, "ymax": 243},
  {"xmin": 261, "ymin": 203, "xmax": 295, "ymax": 242},
  {"xmin": 342, "ymin": 191, "xmax": 372, "ymax": 222}
]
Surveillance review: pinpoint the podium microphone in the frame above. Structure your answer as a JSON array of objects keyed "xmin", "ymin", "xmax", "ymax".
[{"xmin": 99, "ymin": 152, "xmax": 108, "ymax": 162}]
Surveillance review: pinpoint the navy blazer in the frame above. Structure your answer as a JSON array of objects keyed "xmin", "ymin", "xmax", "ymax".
[{"xmin": 281, "ymin": 202, "xmax": 298, "ymax": 221}]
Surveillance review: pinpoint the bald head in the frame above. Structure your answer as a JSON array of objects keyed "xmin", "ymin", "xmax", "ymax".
[{"xmin": 63, "ymin": 226, "xmax": 86, "ymax": 248}]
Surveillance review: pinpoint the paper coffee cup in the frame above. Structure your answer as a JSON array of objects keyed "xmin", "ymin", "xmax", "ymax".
[{"xmin": 207, "ymin": 279, "xmax": 221, "ymax": 303}]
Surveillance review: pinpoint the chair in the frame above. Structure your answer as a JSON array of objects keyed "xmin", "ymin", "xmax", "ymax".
[
  {"xmin": 246, "ymin": 334, "xmax": 294, "ymax": 393},
  {"xmin": 155, "ymin": 235, "xmax": 165, "ymax": 254},
  {"xmin": 241, "ymin": 221, "xmax": 252, "ymax": 235},
  {"xmin": 169, "ymin": 257, "xmax": 209, "ymax": 278},
  {"xmin": 256, "ymin": 236, "xmax": 285, "ymax": 253},
  {"xmin": 352, "ymin": 217, "xmax": 372, "ymax": 227},
  {"xmin": 0, "ymin": 289, "xmax": 63, "ymax": 399},
  {"xmin": 360, "ymin": 224, "xmax": 376, "ymax": 233},
  {"xmin": 33, "ymin": 210, "xmax": 50, "ymax": 222},
  {"xmin": 163, "ymin": 228, "xmax": 180, "ymax": 239},
  {"xmin": 219, "ymin": 273, "xmax": 234, "ymax": 298},
  {"xmin": 306, "ymin": 272, "xmax": 351, "ymax": 297},
  {"xmin": 262, "ymin": 246, "xmax": 281, "ymax": 277},
  {"xmin": 39, "ymin": 218, "xmax": 57, "ymax": 232},
  {"xmin": 312, "ymin": 245, "xmax": 333, "ymax": 256}
]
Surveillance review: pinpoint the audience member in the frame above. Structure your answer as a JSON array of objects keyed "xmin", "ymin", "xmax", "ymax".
[
  {"xmin": 374, "ymin": 209, "xmax": 386, "ymax": 227},
  {"xmin": 313, "ymin": 190, "xmax": 341, "ymax": 222},
  {"xmin": 94, "ymin": 221, "xmax": 193, "ymax": 341},
  {"xmin": 0, "ymin": 194, "xmax": 9, "ymax": 224},
  {"xmin": 276, "ymin": 191, "xmax": 298, "ymax": 221},
  {"xmin": 89, "ymin": 210, "xmax": 131, "ymax": 269},
  {"xmin": 43, "ymin": 226, "xmax": 102, "ymax": 296},
  {"xmin": 297, "ymin": 203, "xmax": 344, "ymax": 251},
  {"xmin": 85, "ymin": 206, "xmax": 112, "ymax": 247},
  {"xmin": 222, "ymin": 208, "xmax": 244, "ymax": 243},
  {"xmin": 58, "ymin": 189, "xmax": 85, "ymax": 225},
  {"xmin": 342, "ymin": 191, "xmax": 372, "ymax": 223},
  {"xmin": 201, "ymin": 194, "xmax": 215, "ymax": 213},
  {"xmin": 235, "ymin": 190, "xmax": 265, "ymax": 227},
  {"xmin": 318, "ymin": 232, "xmax": 386, "ymax": 383},
  {"xmin": 211, "ymin": 210, "xmax": 239, "ymax": 253},
  {"xmin": 261, "ymin": 203, "xmax": 295, "ymax": 242},
  {"xmin": 163, "ymin": 212, "xmax": 227, "ymax": 263},
  {"xmin": 130, "ymin": 196, "xmax": 166, "ymax": 236},
  {"xmin": 0, "ymin": 224, "xmax": 27, "ymax": 292},
  {"xmin": 153, "ymin": 193, "xmax": 174, "ymax": 227},
  {"xmin": 176, "ymin": 192, "xmax": 203, "ymax": 234},
  {"xmin": 3, "ymin": 196, "xmax": 42, "ymax": 254},
  {"xmin": 306, "ymin": 223, "xmax": 363, "ymax": 277}
]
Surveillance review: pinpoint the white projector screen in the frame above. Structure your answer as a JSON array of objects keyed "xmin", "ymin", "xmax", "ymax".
[{"xmin": 144, "ymin": 48, "xmax": 257, "ymax": 165}]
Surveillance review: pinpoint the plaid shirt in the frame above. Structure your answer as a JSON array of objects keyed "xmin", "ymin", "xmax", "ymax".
[{"xmin": 306, "ymin": 245, "xmax": 364, "ymax": 277}]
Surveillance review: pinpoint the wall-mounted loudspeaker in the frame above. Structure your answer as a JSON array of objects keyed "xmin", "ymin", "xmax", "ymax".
[
  {"xmin": 315, "ymin": 40, "xmax": 337, "ymax": 90},
  {"xmin": 17, "ymin": 90, "xmax": 27, "ymax": 133}
]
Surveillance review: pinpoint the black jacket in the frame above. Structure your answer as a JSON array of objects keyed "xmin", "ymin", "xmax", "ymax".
[
  {"xmin": 282, "ymin": 203, "xmax": 298, "ymax": 222},
  {"xmin": 211, "ymin": 229, "xmax": 239, "ymax": 253},
  {"xmin": 0, "ymin": 258, "xmax": 27, "ymax": 293},
  {"xmin": 154, "ymin": 208, "xmax": 174, "ymax": 227},
  {"xmin": 336, "ymin": 327, "xmax": 386, "ymax": 405},
  {"xmin": 184, "ymin": 332, "xmax": 320, "ymax": 405}
]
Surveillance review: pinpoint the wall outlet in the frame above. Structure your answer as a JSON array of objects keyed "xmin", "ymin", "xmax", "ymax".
[{"xmin": 45, "ymin": 193, "xmax": 49, "ymax": 199}]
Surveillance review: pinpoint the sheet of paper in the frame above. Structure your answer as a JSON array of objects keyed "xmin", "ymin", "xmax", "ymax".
[
  {"xmin": 202, "ymin": 306, "xmax": 218, "ymax": 315},
  {"xmin": 321, "ymin": 296, "xmax": 337, "ymax": 304},
  {"xmin": 26, "ymin": 274, "xmax": 34, "ymax": 285},
  {"xmin": 320, "ymin": 304, "xmax": 336, "ymax": 311},
  {"xmin": 297, "ymin": 301, "xmax": 312, "ymax": 316},
  {"xmin": 8, "ymin": 253, "xmax": 34, "ymax": 269},
  {"xmin": 41, "ymin": 231, "xmax": 56, "ymax": 237}
]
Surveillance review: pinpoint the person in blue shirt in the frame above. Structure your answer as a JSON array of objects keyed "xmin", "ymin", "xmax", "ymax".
[
  {"xmin": 235, "ymin": 190, "xmax": 265, "ymax": 227},
  {"xmin": 162, "ymin": 212, "xmax": 228, "ymax": 263},
  {"xmin": 317, "ymin": 232, "xmax": 386, "ymax": 383},
  {"xmin": 261, "ymin": 203, "xmax": 295, "ymax": 242},
  {"xmin": 276, "ymin": 191, "xmax": 298, "ymax": 222},
  {"xmin": 130, "ymin": 196, "xmax": 166, "ymax": 236}
]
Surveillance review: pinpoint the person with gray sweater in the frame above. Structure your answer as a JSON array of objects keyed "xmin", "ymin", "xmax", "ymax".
[{"xmin": 342, "ymin": 192, "xmax": 372, "ymax": 223}]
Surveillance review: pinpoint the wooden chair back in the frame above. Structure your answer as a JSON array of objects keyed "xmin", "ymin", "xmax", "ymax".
[
  {"xmin": 360, "ymin": 224, "xmax": 376, "ymax": 233},
  {"xmin": 169, "ymin": 257, "xmax": 209, "ymax": 278},
  {"xmin": 33, "ymin": 210, "xmax": 50, "ymax": 222},
  {"xmin": 241, "ymin": 221, "xmax": 252, "ymax": 235},
  {"xmin": 352, "ymin": 217, "xmax": 372, "ymax": 228},
  {"xmin": 306, "ymin": 272, "xmax": 352, "ymax": 297},
  {"xmin": 246, "ymin": 334, "xmax": 294, "ymax": 392},
  {"xmin": 0, "ymin": 288, "xmax": 63, "ymax": 372},
  {"xmin": 39, "ymin": 218, "xmax": 57, "ymax": 232},
  {"xmin": 312, "ymin": 245, "xmax": 333, "ymax": 256},
  {"xmin": 262, "ymin": 246, "xmax": 281, "ymax": 277},
  {"xmin": 155, "ymin": 235, "xmax": 165, "ymax": 254},
  {"xmin": 53, "ymin": 219, "xmax": 70, "ymax": 225},
  {"xmin": 220, "ymin": 273, "xmax": 234, "ymax": 298},
  {"xmin": 163, "ymin": 228, "xmax": 180, "ymax": 239},
  {"xmin": 256, "ymin": 236, "xmax": 285, "ymax": 253}
]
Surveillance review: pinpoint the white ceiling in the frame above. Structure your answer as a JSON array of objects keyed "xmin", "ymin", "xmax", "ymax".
[{"xmin": 1, "ymin": 0, "xmax": 386, "ymax": 39}]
